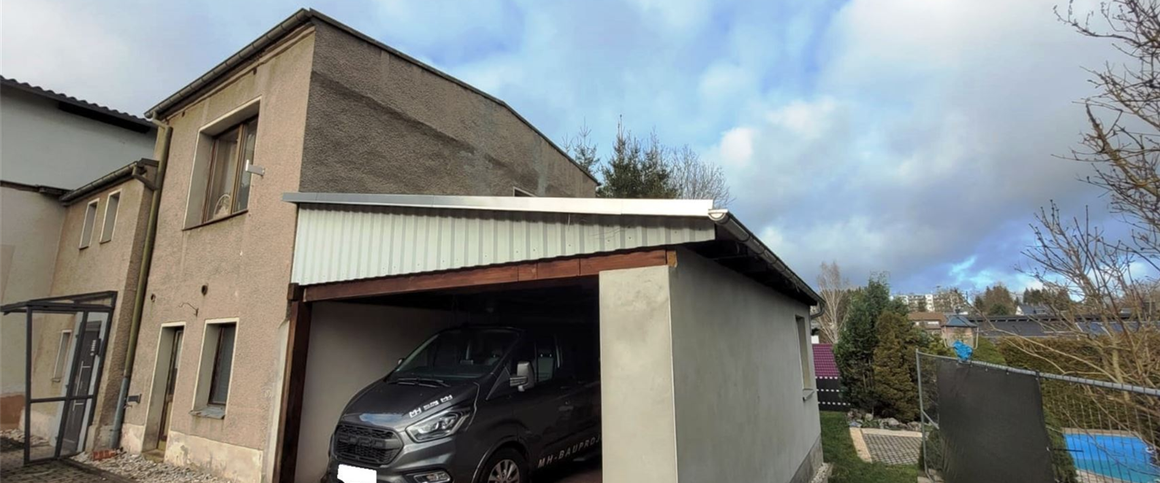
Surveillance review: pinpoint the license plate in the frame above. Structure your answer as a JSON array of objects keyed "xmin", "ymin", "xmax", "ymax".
[{"xmin": 337, "ymin": 464, "xmax": 376, "ymax": 483}]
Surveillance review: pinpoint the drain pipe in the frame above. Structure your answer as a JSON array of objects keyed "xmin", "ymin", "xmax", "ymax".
[{"xmin": 111, "ymin": 124, "xmax": 172, "ymax": 449}]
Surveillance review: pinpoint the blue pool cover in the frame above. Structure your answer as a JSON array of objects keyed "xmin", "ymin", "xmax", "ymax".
[{"xmin": 1064, "ymin": 433, "xmax": 1159, "ymax": 483}]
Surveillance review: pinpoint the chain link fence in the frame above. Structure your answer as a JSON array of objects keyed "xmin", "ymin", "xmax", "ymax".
[{"xmin": 917, "ymin": 351, "xmax": 1160, "ymax": 483}]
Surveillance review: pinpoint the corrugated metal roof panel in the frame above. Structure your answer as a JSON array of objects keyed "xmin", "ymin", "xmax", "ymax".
[{"xmin": 291, "ymin": 204, "xmax": 715, "ymax": 286}]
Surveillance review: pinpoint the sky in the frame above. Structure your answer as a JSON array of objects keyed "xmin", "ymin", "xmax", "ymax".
[{"xmin": 0, "ymin": 0, "xmax": 1132, "ymax": 296}]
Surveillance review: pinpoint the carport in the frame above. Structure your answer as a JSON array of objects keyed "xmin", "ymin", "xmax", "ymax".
[{"xmin": 271, "ymin": 194, "xmax": 824, "ymax": 483}]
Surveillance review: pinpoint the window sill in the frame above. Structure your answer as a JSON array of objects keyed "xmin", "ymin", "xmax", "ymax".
[
  {"xmin": 802, "ymin": 388, "xmax": 816, "ymax": 401},
  {"xmin": 190, "ymin": 405, "xmax": 226, "ymax": 419},
  {"xmin": 183, "ymin": 210, "xmax": 248, "ymax": 231}
]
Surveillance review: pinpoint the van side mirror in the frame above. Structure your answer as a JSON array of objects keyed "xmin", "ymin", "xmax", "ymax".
[{"xmin": 510, "ymin": 361, "xmax": 535, "ymax": 392}]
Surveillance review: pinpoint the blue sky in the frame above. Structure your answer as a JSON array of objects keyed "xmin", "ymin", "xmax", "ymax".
[{"xmin": 1, "ymin": 0, "xmax": 1126, "ymax": 295}]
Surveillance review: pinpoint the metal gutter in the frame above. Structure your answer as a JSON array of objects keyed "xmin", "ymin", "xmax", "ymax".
[
  {"xmin": 283, "ymin": 192, "xmax": 714, "ymax": 217},
  {"xmin": 59, "ymin": 159, "xmax": 159, "ymax": 206},
  {"xmin": 110, "ymin": 126, "xmax": 172, "ymax": 449},
  {"xmin": 708, "ymin": 209, "xmax": 823, "ymax": 305},
  {"xmin": 144, "ymin": 9, "xmax": 598, "ymax": 184}
]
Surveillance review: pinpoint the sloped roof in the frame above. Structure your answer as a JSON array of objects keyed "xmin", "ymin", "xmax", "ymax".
[
  {"xmin": 812, "ymin": 343, "xmax": 840, "ymax": 378},
  {"xmin": 1, "ymin": 76, "xmax": 152, "ymax": 132},
  {"xmin": 907, "ymin": 311, "xmax": 947, "ymax": 323},
  {"xmin": 946, "ymin": 314, "xmax": 978, "ymax": 328}
]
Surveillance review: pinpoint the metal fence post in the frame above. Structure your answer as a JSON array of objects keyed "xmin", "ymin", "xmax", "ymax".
[{"xmin": 917, "ymin": 348, "xmax": 928, "ymax": 478}]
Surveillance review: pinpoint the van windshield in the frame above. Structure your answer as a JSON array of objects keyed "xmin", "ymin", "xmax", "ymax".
[{"xmin": 391, "ymin": 328, "xmax": 519, "ymax": 381}]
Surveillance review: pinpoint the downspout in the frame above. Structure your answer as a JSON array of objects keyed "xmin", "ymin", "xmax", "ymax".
[{"xmin": 111, "ymin": 124, "xmax": 172, "ymax": 449}]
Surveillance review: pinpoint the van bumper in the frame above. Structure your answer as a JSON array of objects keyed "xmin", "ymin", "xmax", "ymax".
[{"xmin": 327, "ymin": 437, "xmax": 479, "ymax": 483}]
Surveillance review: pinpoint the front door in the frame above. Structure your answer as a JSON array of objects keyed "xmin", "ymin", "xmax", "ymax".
[
  {"xmin": 157, "ymin": 328, "xmax": 183, "ymax": 449},
  {"xmin": 59, "ymin": 318, "xmax": 103, "ymax": 455}
]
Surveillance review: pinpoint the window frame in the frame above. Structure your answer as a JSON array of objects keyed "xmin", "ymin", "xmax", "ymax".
[
  {"xmin": 51, "ymin": 330, "xmax": 73, "ymax": 383},
  {"xmin": 201, "ymin": 116, "xmax": 258, "ymax": 223},
  {"xmin": 512, "ymin": 187, "xmax": 536, "ymax": 197},
  {"xmin": 795, "ymin": 315, "xmax": 814, "ymax": 393},
  {"xmin": 193, "ymin": 318, "xmax": 239, "ymax": 415},
  {"xmin": 100, "ymin": 190, "xmax": 121, "ymax": 243},
  {"xmin": 205, "ymin": 323, "xmax": 236, "ymax": 406},
  {"xmin": 79, "ymin": 199, "xmax": 99, "ymax": 249}
]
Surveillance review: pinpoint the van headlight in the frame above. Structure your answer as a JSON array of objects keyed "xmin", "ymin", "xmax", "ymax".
[{"xmin": 406, "ymin": 409, "xmax": 470, "ymax": 443}]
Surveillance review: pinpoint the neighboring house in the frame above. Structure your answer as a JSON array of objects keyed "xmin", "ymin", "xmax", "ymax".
[
  {"xmin": 0, "ymin": 76, "xmax": 156, "ymax": 446},
  {"xmin": 812, "ymin": 343, "xmax": 847, "ymax": 411},
  {"xmin": 116, "ymin": 10, "xmax": 595, "ymax": 482},
  {"xmin": 908, "ymin": 311, "xmax": 946, "ymax": 338},
  {"xmin": 1015, "ymin": 303, "xmax": 1053, "ymax": 316},
  {"xmin": 943, "ymin": 314, "xmax": 978, "ymax": 348}
]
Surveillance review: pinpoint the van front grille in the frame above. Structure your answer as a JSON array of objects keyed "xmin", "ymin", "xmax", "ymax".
[{"xmin": 334, "ymin": 423, "xmax": 402, "ymax": 466}]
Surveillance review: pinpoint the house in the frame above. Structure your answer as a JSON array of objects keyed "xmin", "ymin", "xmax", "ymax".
[
  {"xmin": 811, "ymin": 343, "xmax": 846, "ymax": 411},
  {"xmin": 1015, "ymin": 303, "xmax": 1053, "ymax": 316},
  {"xmin": 0, "ymin": 76, "xmax": 156, "ymax": 455},
  {"xmin": 115, "ymin": 9, "xmax": 595, "ymax": 482},
  {"xmin": 907, "ymin": 311, "xmax": 946, "ymax": 337}
]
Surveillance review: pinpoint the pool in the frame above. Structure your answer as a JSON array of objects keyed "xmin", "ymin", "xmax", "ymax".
[{"xmin": 1064, "ymin": 432, "xmax": 1159, "ymax": 483}]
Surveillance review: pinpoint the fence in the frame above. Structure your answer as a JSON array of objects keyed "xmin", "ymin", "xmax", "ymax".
[{"xmin": 917, "ymin": 351, "xmax": 1160, "ymax": 483}]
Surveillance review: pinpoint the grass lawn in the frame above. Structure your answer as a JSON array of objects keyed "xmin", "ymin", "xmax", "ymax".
[{"xmin": 820, "ymin": 411, "xmax": 918, "ymax": 483}]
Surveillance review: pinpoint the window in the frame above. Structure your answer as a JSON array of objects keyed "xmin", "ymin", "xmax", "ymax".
[
  {"xmin": 79, "ymin": 200, "xmax": 98, "ymax": 248},
  {"xmin": 207, "ymin": 324, "xmax": 236, "ymax": 405},
  {"xmin": 532, "ymin": 333, "xmax": 557, "ymax": 383},
  {"xmin": 194, "ymin": 320, "xmax": 238, "ymax": 414},
  {"xmin": 52, "ymin": 330, "xmax": 72, "ymax": 382},
  {"xmin": 100, "ymin": 192, "xmax": 120, "ymax": 243},
  {"xmin": 796, "ymin": 316, "xmax": 813, "ymax": 389},
  {"xmin": 202, "ymin": 117, "xmax": 258, "ymax": 222}
]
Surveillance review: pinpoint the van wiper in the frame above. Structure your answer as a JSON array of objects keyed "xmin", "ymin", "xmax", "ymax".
[{"xmin": 392, "ymin": 377, "xmax": 449, "ymax": 388}]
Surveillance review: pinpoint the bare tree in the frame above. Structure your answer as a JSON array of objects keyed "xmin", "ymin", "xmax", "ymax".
[
  {"xmin": 816, "ymin": 260, "xmax": 851, "ymax": 343},
  {"xmin": 1008, "ymin": 0, "xmax": 1160, "ymax": 434},
  {"xmin": 669, "ymin": 145, "xmax": 734, "ymax": 208}
]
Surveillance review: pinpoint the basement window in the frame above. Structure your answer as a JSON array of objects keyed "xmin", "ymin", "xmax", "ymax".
[{"xmin": 79, "ymin": 200, "xmax": 98, "ymax": 249}]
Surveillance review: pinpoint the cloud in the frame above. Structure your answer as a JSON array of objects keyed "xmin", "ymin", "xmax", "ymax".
[{"xmin": 0, "ymin": 0, "xmax": 1130, "ymax": 295}]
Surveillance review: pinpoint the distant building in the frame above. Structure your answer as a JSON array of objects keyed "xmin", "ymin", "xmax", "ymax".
[
  {"xmin": 1015, "ymin": 303, "xmax": 1053, "ymax": 316},
  {"xmin": 943, "ymin": 314, "xmax": 978, "ymax": 348},
  {"xmin": 896, "ymin": 293, "xmax": 935, "ymax": 312},
  {"xmin": 907, "ymin": 311, "xmax": 946, "ymax": 337}
]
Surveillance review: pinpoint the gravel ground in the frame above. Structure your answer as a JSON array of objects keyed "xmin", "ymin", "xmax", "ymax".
[
  {"xmin": 0, "ymin": 429, "xmax": 229, "ymax": 483},
  {"xmin": 73, "ymin": 451, "xmax": 232, "ymax": 483}
]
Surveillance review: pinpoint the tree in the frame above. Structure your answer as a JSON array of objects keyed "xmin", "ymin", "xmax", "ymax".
[
  {"xmin": 565, "ymin": 120, "xmax": 733, "ymax": 207},
  {"xmin": 668, "ymin": 145, "xmax": 734, "ymax": 207},
  {"xmin": 833, "ymin": 276, "xmax": 908, "ymax": 411},
  {"xmin": 872, "ymin": 312, "xmax": 921, "ymax": 421},
  {"xmin": 972, "ymin": 284, "xmax": 1016, "ymax": 315},
  {"xmin": 1011, "ymin": 0, "xmax": 1160, "ymax": 442},
  {"xmin": 815, "ymin": 261, "xmax": 852, "ymax": 343}
]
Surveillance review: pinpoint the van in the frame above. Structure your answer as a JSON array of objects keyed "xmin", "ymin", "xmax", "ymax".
[{"xmin": 327, "ymin": 325, "xmax": 600, "ymax": 483}]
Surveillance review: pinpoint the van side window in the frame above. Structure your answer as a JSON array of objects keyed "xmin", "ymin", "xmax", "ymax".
[
  {"xmin": 556, "ymin": 328, "xmax": 598, "ymax": 382},
  {"xmin": 532, "ymin": 334, "xmax": 557, "ymax": 383}
]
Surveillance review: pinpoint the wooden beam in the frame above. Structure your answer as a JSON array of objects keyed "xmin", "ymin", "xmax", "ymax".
[
  {"xmin": 303, "ymin": 249, "xmax": 669, "ymax": 303},
  {"xmin": 272, "ymin": 298, "xmax": 312, "ymax": 483}
]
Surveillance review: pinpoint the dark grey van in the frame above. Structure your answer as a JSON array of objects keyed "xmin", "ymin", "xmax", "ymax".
[{"xmin": 327, "ymin": 325, "xmax": 600, "ymax": 483}]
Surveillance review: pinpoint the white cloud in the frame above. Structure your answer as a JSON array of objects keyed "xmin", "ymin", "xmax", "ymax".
[{"xmin": 716, "ymin": 127, "xmax": 756, "ymax": 168}]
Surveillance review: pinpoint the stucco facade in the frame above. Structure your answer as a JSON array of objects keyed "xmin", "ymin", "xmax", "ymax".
[
  {"xmin": 599, "ymin": 249, "xmax": 822, "ymax": 483},
  {"xmin": 123, "ymin": 12, "xmax": 595, "ymax": 482}
]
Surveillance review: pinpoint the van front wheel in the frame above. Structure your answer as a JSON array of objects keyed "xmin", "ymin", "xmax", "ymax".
[{"xmin": 480, "ymin": 448, "xmax": 528, "ymax": 483}]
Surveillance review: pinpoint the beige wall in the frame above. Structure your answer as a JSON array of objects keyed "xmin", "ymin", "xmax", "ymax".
[
  {"xmin": 47, "ymin": 180, "xmax": 151, "ymax": 449},
  {"xmin": 295, "ymin": 303, "xmax": 456, "ymax": 483},
  {"xmin": 598, "ymin": 252, "xmax": 822, "ymax": 483},
  {"xmin": 121, "ymin": 27, "xmax": 316, "ymax": 483},
  {"xmin": 299, "ymin": 21, "xmax": 596, "ymax": 199},
  {"xmin": 0, "ymin": 187, "xmax": 65, "ymax": 401}
]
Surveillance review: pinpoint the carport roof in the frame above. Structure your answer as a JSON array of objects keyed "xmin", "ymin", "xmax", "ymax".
[{"xmin": 283, "ymin": 192, "xmax": 821, "ymax": 305}]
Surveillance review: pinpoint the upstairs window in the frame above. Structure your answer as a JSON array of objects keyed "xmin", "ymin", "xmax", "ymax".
[
  {"xmin": 79, "ymin": 200, "xmax": 98, "ymax": 249},
  {"xmin": 203, "ymin": 117, "xmax": 258, "ymax": 222},
  {"xmin": 100, "ymin": 191, "xmax": 120, "ymax": 243}
]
